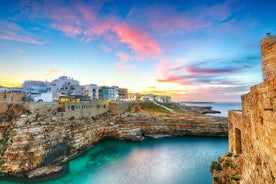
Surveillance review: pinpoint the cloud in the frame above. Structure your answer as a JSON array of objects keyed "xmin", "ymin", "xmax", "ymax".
[
  {"xmin": 116, "ymin": 52, "xmax": 131, "ymax": 62},
  {"xmin": 44, "ymin": 69, "xmax": 63, "ymax": 77},
  {"xmin": 172, "ymin": 87, "xmax": 247, "ymax": 102},
  {"xmin": 156, "ymin": 56, "xmax": 260, "ymax": 86},
  {"xmin": 127, "ymin": 0, "xmax": 234, "ymax": 35},
  {"xmin": 0, "ymin": 20, "xmax": 44, "ymax": 45},
  {"xmin": 18, "ymin": 1, "xmax": 161, "ymax": 58},
  {"xmin": 50, "ymin": 23, "xmax": 82, "ymax": 37},
  {"xmin": 115, "ymin": 62, "xmax": 135, "ymax": 73},
  {"xmin": 100, "ymin": 45, "xmax": 112, "ymax": 53},
  {"xmin": 115, "ymin": 52, "xmax": 135, "ymax": 73},
  {"xmin": 111, "ymin": 22, "xmax": 161, "ymax": 56}
]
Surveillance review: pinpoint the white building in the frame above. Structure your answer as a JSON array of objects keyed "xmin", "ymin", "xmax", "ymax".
[
  {"xmin": 155, "ymin": 95, "xmax": 172, "ymax": 103},
  {"xmin": 48, "ymin": 76, "xmax": 82, "ymax": 99},
  {"xmin": 0, "ymin": 87, "xmax": 7, "ymax": 92},
  {"xmin": 84, "ymin": 84, "xmax": 99, "ymax": 100},
  {"xmin": 127, "ymin": 93, "xmax": 142, "ymax": 101},
  {"xmin": 141, "ymin": 94, "xmax": 155, "ymax": 101},
  {"xmin": 33, "ymin": 92, "xmax": 53, "ymax": 102}
]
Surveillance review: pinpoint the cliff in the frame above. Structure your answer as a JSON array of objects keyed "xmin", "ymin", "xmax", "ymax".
[
  {"xmin": 0, "ymin": 103, "xmax": 227, "ymax": 181},
  {"xmin": 211, "ymin": 34, "xmax": 276, "ymax": 184}
]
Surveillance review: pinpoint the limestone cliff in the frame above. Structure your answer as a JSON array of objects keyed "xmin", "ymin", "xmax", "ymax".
[
  {"xmin": 211, "ymin": 34, "xmax": 276, "ymax": 184},
  {"xmin": 0, "ymin": 104, "xmax": 227, "ymax": 181}
]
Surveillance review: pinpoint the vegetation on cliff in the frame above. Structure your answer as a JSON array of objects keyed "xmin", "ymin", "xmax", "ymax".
[
  {"xmin": 130, "ymin": 102, "xmax": 171, "ymax": 115},
  {"xmin": 210, "ymin": 153, "xmax": 242, "ymax": 184}
]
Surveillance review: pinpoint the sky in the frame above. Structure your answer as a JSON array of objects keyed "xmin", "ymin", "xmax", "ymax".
[{"xmin": 0, "ymin": 0, "xmax": 275, "ymax": 102}]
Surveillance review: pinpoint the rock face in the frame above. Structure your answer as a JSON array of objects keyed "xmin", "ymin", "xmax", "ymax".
[
  {"xmin": 211, "ymin": 34, "xmax": 276, "ymax": 184},
  {"xmin": 0, "ymin": 107, "xmax": 227, "ymax": 181}
]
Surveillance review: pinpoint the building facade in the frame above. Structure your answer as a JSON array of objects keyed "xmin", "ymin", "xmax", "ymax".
[
  {"xmin": 119, "ymin": 88, "xmax": 128, "ymax": 100},
  {"xmin": 84, "ymin": 84, "xmax": 99, "ymax": 100},
  {"xmin": 101, "ymin": 86, "xmax": 119, "ymax": 101},
  {"xmin": 48, "ymin": 76, "xmax": 82, "ymax": 99}
]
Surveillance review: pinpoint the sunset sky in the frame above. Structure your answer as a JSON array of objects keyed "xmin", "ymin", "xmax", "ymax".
[{"xmin": 0, "ymin": 0, "xmax": 275, "ymax": 102}]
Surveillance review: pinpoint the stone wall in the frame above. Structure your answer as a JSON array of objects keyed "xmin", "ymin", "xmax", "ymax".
[
  {"xmin": 64, "ymin": 100, "xmax": 110, "ymax": 119},
  {"xmin": 26, "ymin": 103, "xmax": 58, "ymax": 114},
  {"xmin": 212, "ymin": 34, "xmax": 276, "ymax": 184},
  {"xmin": 0, "ymin": 92, "xmax": 25, "ymax": 102},
  {"xmin": 0, "ymin": 93, "xmax": 25, "ymax": 114},
  {"xmin": 226, "ymin": 79, "xmax": 276, "ymax": 184},
  {"xmin": 0, "ymin": 102, "xmax": 11, "ymax": 114},
  {"xmin": 261, "ymin": 34, "xmax": 276, "ymax": 81},
  {"xmin": 109, "ymin": 101, "xmax": 133, "ymax": 115},
  {"xmin": 228, "ymin": 111, "xmax": 242, "ymax": 154}
]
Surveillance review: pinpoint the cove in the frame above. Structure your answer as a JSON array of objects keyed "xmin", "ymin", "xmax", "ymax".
[{"xmin": 2, "ymin": 137, "xmax": 227, "ymax": 184}]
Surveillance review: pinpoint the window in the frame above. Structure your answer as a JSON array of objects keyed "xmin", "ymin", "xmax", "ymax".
[
  {"xmin": 71, "ymin": 105, "xmax": 75, "ymax": 111},
  {"xmin": 97, "ymin": 105, "xmax": 100, "ymax": 109}
]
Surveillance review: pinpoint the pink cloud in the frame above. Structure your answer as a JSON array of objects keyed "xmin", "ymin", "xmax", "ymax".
[
  {"xmin": 51, "ymin": 23, "xmax": 82, "ymax": 37},
  {"xmin": 0, "ymin": 21, "xmax": 44, "ymax": 45},
  {"xmin": 19, "ymin": 2, "xmax": 161, "ymax": 58},
  {"xmin": 112, "ymin": 23, "xmax": 161, "ymax": 56},
  {"xmin": 44, "ymin": 69, "xmax": 63, "ymax": 77},
  {"xmin": 155, "ymin": 57, "xmax": 246, "ymax": 87},
  {"xmin": 114, "ymin": 52, "xmax": 135, "ymax": 73},
  {"xmin": 115, "ymin": 61, "xmax": 135, "ymax": 73},
  {"xmin": 116, "ymin": 52, "xmax": 131, "ymax": 62},
  {"xmin": 186, "ymin": 65, "xmax": 240, "ymax": 75},
  {"xmin": 172, "ymin": 86, "xmax": 245, "ymax": 102}
]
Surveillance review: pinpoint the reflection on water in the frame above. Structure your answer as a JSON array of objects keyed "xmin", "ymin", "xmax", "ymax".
[{"xmin": 2, "ymin": 137, "xmax": 227, "ymax": 184}]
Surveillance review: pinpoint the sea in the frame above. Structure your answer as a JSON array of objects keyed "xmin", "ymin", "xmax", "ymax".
[
  {"xmin": 180, "ymin": 102, "xmax": 242, "ymax": 117},
  {"xmin": 1, "ymin": 102, "xmax": 237, "ymax": 184}
]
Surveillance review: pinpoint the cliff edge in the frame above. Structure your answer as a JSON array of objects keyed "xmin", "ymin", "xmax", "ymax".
[
  {"xmin": 211, "ymin": 34, "xmax": 276, "ymax": 184},
  {"xmin": 0, "ymin": 101, "xmax": 227, "ymax": 181}
]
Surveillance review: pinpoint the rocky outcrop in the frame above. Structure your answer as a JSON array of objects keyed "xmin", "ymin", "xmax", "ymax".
[
  {"xmin": 181, "ymin": 105, "xmax": 221, "ymax": 115},
  {"xmin": 210, "ymin": 153, "xmax": 243, "ymax": 184},
  {"xmin": 0, "ymin": 107, "xmax": 227, "ymax": 181},
  {"xmin": 211, "ymin": 34, "xmax": 276, "ymax": 184}
]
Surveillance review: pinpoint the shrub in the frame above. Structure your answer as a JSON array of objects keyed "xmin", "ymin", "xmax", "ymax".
[
  {"xmin": 223, "ymin": 162, "xmax": 233, "ymax": 168},
  {"xmin": 230, "ymin": 176, "xmax": 240, "ymax": 181},
  {"xmin": 226, "ymin": 152, "xmax": 233, "ymax": 157},
  {"xmin": 69, "ymin": 116, "xmax": 75, "ymax": 120},
  {"xmin": 210, "ymin": 161, "xmax": 222, "ymax": 173},
  {"xmin": 213, "ymin": 176, "xmax": 219, "ymax": 182}
]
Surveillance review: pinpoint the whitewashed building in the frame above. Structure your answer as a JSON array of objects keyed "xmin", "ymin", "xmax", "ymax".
[
  {"xmin": 84, "ymin": 84, "xmax": 99, "ymax": 100},
  {"xmin": 48, "ymin": 76, "xmax": 82, "ymax": 100}
]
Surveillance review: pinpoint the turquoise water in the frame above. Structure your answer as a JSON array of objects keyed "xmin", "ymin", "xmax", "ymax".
[{"xmin": 2, "ymin": 137, "xmax": 228, "ymax": 184}]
